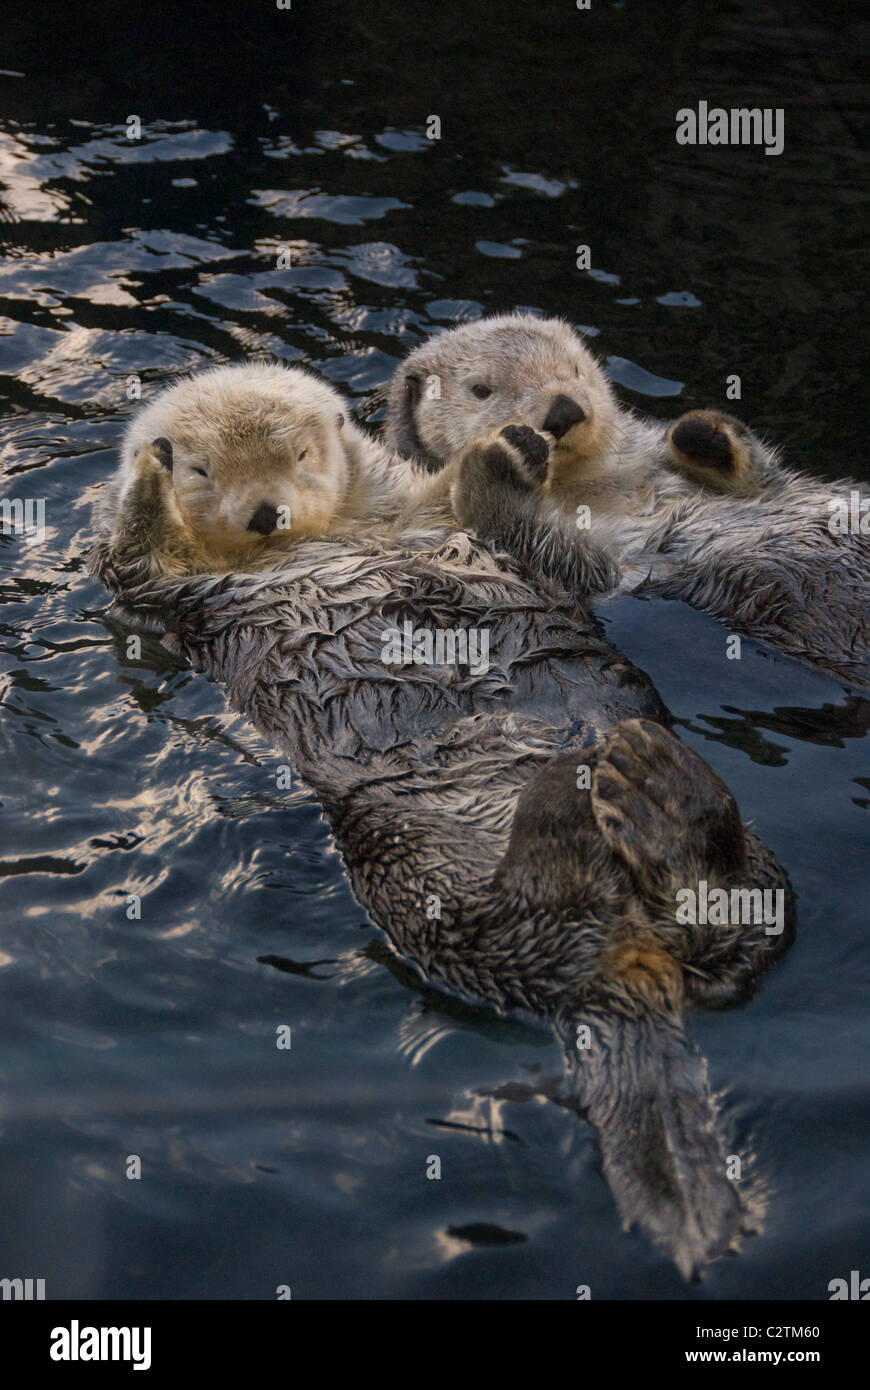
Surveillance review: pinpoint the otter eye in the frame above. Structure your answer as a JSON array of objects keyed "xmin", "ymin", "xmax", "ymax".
[{"xmin": 471, "ymin": 384, "xmax": 492, "ymax": 400}]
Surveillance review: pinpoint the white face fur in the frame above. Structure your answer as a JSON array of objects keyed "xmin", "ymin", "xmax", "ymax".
[
  {"xmin": 120, "ymin": 364, "xmax": 353, "ymax": 551},
  {"xmin": 386, "ymin": 313, "xmax": 619, "ymax": 475}
]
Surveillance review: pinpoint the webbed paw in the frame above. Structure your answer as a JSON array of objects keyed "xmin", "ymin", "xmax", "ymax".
[
  {"xmin": 591, "ymin": 718, "xmax": 747, "ymax": 893},
  {"xmin": 667, "ymin": 410, "xmax": 754, "ymax": 495}
]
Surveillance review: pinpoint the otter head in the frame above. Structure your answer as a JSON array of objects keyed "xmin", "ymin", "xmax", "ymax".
[
  {"xmin": 385, "ymin": 313, "xmax": 618, "ymax": 485},
  {"xmin": 121, "ymin": 364, "xmax": 355, "ymax": 556}
]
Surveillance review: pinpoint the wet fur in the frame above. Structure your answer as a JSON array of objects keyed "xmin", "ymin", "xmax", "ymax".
[
  {"xmin": 91, "ymin": 365, "xmax": 795, "ymax": 1278},
  {"xmin": 387, "ymin": 313, "xmax": 870, "ymax": 689}
]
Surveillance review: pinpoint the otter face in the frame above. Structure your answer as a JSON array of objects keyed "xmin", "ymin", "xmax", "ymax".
[
  {"xmin": 386, "ymin": 314, "xmax": 618, "ymax": 481},
  {"xmin": 121, "ymin": 364, "xmax": 352, "ymax": 555}
]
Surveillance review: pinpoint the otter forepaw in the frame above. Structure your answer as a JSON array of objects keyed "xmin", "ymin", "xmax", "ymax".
[
  {"xmin": 497, "ymin": 424, "xmax": 551, "ymax": 484},
  {"xmin": 591, "ymin": 718, "xmax": 747, "ymax": 892},
  {"xmin": 472, "ymin": 422, "xmax": 552, "ymax": 490},
  {"xmin": 150, "ymin": 437, "xmax": 174, "ymax": 473},
  {"xmin": 117, "ymin": 437, "xmax": 193, "ymax": 571},
  {"xmin": 667, "ymin": 411, "xmax": 753, "ymax": 495},
  {"xmin": 135, "ymin": 437, "xmax": 174, "ymax": 477},
  {"xmin": 452, "ymin": 424, "xmax": 552, "ymax": 532}
]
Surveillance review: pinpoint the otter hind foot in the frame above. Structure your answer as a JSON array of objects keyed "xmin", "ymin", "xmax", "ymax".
[
  {"xmin": 591, "ymin": 718, "xmax": 747, "ymax": 894},
  {"xmin": 667, "ymin": 410, "xmax": 755, "ymax": 495}
]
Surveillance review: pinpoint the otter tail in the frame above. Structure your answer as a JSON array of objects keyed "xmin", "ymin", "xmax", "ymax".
[{"xmin": 555, "ymin": 997, "xmax": 754, "ymax": 1280}]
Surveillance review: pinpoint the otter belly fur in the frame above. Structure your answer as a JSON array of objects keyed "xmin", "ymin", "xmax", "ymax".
[
  {"xmin": 90, "ymin": 362, "xmax": 795, "ymax": 1278},
  {"xmin": 387, "ymin": 313, "xmax": 870, "ymax": 690}
]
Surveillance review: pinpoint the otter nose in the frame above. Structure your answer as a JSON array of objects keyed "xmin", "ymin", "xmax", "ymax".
[
  {"xmin": 543, "ymin": 394, "xmax": 586, "ymax": 440},
  {"xmin": 247, "ymin": 501, "xmax": 280, "ymax": 536}
]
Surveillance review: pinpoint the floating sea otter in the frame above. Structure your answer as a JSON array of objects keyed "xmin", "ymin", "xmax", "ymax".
[
  {"xmin": 386, "ymin": 312, "xmax": 870, "ymax": 690},
  {"xmin": 90, "ymin": 362, "xmax": 795, "ymax": 1278}
]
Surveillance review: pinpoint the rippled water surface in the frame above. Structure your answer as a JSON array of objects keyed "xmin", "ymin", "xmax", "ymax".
[{"xmin": 1, "ymin": 0, "xmax": 868, "ymax": 1299}]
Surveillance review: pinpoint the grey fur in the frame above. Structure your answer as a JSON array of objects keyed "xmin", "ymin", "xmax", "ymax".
[
  {"xmin": 90, "ymin": 382, "xmax": 794, "ymax": 1278},
  {"xmin": 389, "ymin": 313, "xmax": 870, "ymax": 689}
]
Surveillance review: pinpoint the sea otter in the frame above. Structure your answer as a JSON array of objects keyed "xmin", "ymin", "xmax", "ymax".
[
  {"xmin": 109, "ymin": 361, "xmax": 456, "ymax": 581},
  {"xmin": 385, "ymin": 313, "xmax": 870, "ymax": 690},
  {"xmin": 90, "ymin": 362, "xmax": 795, "ymax": 1278}
]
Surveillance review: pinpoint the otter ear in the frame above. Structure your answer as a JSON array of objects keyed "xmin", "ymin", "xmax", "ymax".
[{"xmin": 387, "ymin": 370, "xmax": 441, "ymax": 474}]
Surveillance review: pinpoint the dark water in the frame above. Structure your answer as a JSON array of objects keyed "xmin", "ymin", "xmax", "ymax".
[{"xmin": 1, "ymin": 0, "xmax": 867, "ymax": 1300}]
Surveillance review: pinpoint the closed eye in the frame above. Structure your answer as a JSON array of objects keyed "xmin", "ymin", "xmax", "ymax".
[
  {"xmin": 298, "ymin": 449, "xmax": 307, "ymax": 463},
  {"xmin": 471, "ymin": 384, "xmax": 492, "ymax": 400},
  {"xmin": 193, "ymin": 467, "xmax": 209, "ymax": 478}
]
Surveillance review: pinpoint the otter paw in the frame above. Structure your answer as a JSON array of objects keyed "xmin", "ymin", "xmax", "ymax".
[
  {"xmin": 134, "ymin": 438, "xmax": 175, "ymax": 479},
  {"xmin": 498, "ymin": 424, "xmax": 551, "ymax": 483},
  {"xmin": 667, "ymin": 411, "xmax": 752, "ymax": 494},
  {"xmin": 452, "ymin": 424, "xmax": 552, "ymax": 532},
  {"xmin": 151, "ymin": 437, "xmax": 174, "ymax": 472},
  {"xmin": 122, "ymin": 438, "xmax": 187, "ymax": 538},
  {"xmin": 591, "ymin": 718, "xmax": 747, "ymax": 891},
  {"xmin": 467, "ymin": 423, "xmax": 552, "ymax": 492}
]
